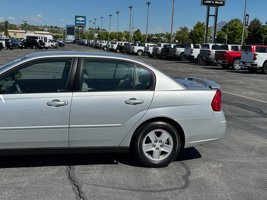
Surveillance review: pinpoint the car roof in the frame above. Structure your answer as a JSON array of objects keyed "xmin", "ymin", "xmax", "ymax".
[{"xmin": 24, "ymin": 51, "xmax": 144, "ymax": 62}]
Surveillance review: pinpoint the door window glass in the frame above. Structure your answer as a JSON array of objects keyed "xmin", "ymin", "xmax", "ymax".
[
  {"xmin": 80, "ymin": 60, "xmax": 154, "ymax": 92},
  {"xmin": 0, "ymin": 59, "xmax": 72, "ymax": 94},
  {"xmin": 81, "ymin": 60, "xmax": 134, "ymax": 92}
]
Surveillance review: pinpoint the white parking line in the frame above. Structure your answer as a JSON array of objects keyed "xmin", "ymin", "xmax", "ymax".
[{"xmin": 223, "ymin": 91, "xmax": 267, "ymax": 104}]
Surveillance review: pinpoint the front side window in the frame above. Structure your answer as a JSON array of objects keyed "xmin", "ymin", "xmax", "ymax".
[
  {"xmin": 0, "ymin": 59, "xmax": 72, "ymax": 94},
  {"xmin": 80, "ymin": 60, "xmax": 154, "ymax": 92}
]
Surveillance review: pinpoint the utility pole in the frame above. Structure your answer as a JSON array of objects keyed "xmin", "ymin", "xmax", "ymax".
[
  {"xmin": 145, "ymin": 1, "xmax": 151, "ymax": 43},
  {"xmin": 94, "ymin": 18, "xmax": 97, "ymax": 29},
  {"xmin": 108, "ymin": 14, "xmax": 112, "ymax": 41},
  {"xmin": 170, "ymin": 0, "xmax": 175, "ymax": 45},
  {"xmin": 116, "ymin": 11, "xmax": 120, "ymax": 41},
  {"xmin": 241, "ymin": 0, "xmax": 247, "ymax": 45},
  {"xmin": 129, "ymin": 6, "xmax": 133, "ymax": 42}
]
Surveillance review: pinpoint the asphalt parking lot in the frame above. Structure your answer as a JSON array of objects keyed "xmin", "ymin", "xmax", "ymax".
[{"xmin": 0, "ymin": 45, "xmax": 266, "ymax": 200}]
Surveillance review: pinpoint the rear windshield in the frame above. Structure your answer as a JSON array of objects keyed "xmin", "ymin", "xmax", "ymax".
[
  {"xmin": 219, "ymin": 45, "xmax": 229, "ymax": 50},
  {"xmin": 241, "ymin": 45, "xmax": 252, "ymax": 52},
  {"xmin": 212, "ymin": 45, "xmax": 221, "ymax": 50},
  {"xmin": 194, "ymin": 44, "xmax": 200, "ymax": 49},
  {"xmin": 255, "ymin": 47, "xmax": 267, "ymax": 53},
  {"xmin": 231, "ymin": 46, "xmax": 240, "ymax": 51},
  {"xmin": 202, "ymin": 44, "xmax": 210, "ymax": 49}
]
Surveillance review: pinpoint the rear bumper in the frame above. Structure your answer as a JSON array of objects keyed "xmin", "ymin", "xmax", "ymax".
[
  {"xmin": 182, "ymin": 111, "xmax": 227, "ymax": 148},
  {"xmin": 241, "ymin": 62, "xmax": 259, "ymax": 69}
]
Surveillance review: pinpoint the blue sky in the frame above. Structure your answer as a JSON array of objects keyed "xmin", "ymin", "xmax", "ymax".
[{"xmin": 0, "ymin": 0, "xmax": 266, "ymax": 33}]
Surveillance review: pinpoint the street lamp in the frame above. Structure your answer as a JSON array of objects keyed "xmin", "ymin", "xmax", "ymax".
[
  {"xmin": 170, "ymin": 0, "xmax": 175, "ymax": 45},
  {"xmin": 129, "ymin": 6, "xmax": 133, "ymax": 42},
  {"xmin": 94, "ymin": 18, "xmax": 97, "ymax": 29},
  {"xmin": 108, "ymin": 14, "xmax": 112, "ymax": 41},
  {"xmin": 145, "ymin": 1, "xmax": 151, "ymax": 43},
  {"xmin": 241, "ymin": 0, "xmax": 247, "ymax": 45},
  {"xmin": 116, "ymin": 11, "xmax": 120, "ymax": 41},
  {"xmin": 89, "ymin": 20, "xmax": 92, "ymax": 30},
  {"xmin": 100, "ymin": 17, "xmax": 103, "ymax": 30}
]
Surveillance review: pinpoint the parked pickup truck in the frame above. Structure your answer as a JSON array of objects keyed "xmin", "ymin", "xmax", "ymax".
[
  {"xmin": 152, "ymin": 43, "xmax": 170, "ymax": 57},
  {"xmin": 130, "ymin": 42, "xmax": 156, "ymax": 56},
  {"xmin": 199, "ymin": 43, "xmax": 221, "ymax": 65},
  {"xmin": 184, "ymin": 44, "xmax": 202, "ymax": 63},
  {"xmin": 240, "ymin": 45, "xmax": 267, "ymax": 74},
  {"xmin": 215, "ymin": 44, "xmax": 242, "ymax": 70},
  {"xmin": 169, "ymin": 44, "xmax": 186, "ymax": 60},
  {"xmin": 160, "ymin": 44, "xmax": 176, "ymax": 59},
  {"xmin": 144, "ymin": 44, "xmax": 157, "ymax": 57}
]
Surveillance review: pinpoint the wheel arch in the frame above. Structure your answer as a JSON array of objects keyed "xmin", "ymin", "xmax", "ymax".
[{"xmin": 130, "ymin": 117, "xmax": 185, "ymax": 150}]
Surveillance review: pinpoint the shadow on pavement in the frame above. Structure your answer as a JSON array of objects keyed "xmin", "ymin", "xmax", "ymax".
[{"xmin": 0, "ymin": 147, "xmax": 201, "ymax": 169}]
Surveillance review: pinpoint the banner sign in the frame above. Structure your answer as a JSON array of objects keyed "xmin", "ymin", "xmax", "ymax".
[
  {"xmin": 202, "ymin": 0, "xmax": 225, "ymax": 6},
  {"xmin": 75, "ymin": 16, "xmax": 86, "ymax": 27}
]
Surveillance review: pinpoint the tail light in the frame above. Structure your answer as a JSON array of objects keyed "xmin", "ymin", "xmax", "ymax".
[
  {"xmin": 253, "ymin": 53, "xmax": 257, "ymax": 60},
  {"xmin": 211, "ymin": 90, "xmax": 222, "ymax": 112}
]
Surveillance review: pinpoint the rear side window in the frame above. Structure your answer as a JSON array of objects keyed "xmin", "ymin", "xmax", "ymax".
[
  {"xmin": 80, "ymin": 60, "xmax": 154, "ymax": 92},
  {"xmin": 255, "ymin": 47, "xmax": 267, "ymax": 53}
]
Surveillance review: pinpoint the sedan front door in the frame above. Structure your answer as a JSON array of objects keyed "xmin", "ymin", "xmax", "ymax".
[{"xmin": 0, "ymin": 58, "xmax": 74, "ymax": 149}]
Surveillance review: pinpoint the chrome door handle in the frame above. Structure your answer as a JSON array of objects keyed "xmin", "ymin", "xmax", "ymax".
[
  {"xmin": 125, "ymin": 98, "xmax": 144, "ymax": 105},
  {"xmin": 47, "ymin": 99, "xmax": 68, "ymax": 107}
]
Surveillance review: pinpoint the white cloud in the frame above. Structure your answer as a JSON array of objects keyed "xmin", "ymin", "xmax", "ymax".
[
  {"xmin": 0, "ymin": 17, "xmax": 4, "ymax": 22},
  {"xmin": 7, "ymin": 16, "xmax": 15, "ymax": 21},
  {"xmin": 59, "ymin": 19, "xmax": 65, "ymax": 23},
  {"xmin": 24, "ymin": 14, "xmax": 44, "ymax": 23}
]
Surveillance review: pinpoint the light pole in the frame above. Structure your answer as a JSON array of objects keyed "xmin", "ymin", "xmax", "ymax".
[
  {"xmin": 89, "ymin": 20, "xmax": 92, "ymax": 30},
  {"xmin": 145, "ymin": 1, "xmax": 151, "ymax": 43},
  {"xmin": 108, "ymin": 14, "xmax": 112, "ymax": 41},
  {"xmin": 116, "ymin": 11, "xmax": 120, "ymax": 41},
  {"xmin": 129, "ymin": 6, "xmax": 133, "ymax": 42},
  {"xmin": 100, "ymin": 17, "xmax": 103, "ymax": 31},
  {"xmin": 170, "ymin": 0, "xmax": 175, "ymax": 45},
  {"xmin": 94, "ymin": 18, "xmax": 97, "ymax": 29},
  {"xmin": 241, "ymin": 0, "xmax": 247, "ymax": 45}
]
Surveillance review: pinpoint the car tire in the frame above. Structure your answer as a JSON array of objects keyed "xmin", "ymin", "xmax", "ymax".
[
  {"xmin": 133, "ymin": 121, "xmax": 181, "ymax": 168},
  {"xmin": 180, "ymin": 54, "xmax": 187, "ymax": 62},
  {"xmin": 232, "ymin": 59, "xmax": 241, "ymax": 70},
  {"xmin": 262, "ymin": 62, "xmax": 267, "ymax": 74},
  {"xmin": 137, "ymin": 50, "xmax": 143, "ymax": 56}
]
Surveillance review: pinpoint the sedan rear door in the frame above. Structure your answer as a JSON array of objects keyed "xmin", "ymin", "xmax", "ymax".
[{"xmin": 69, "ymin": 58, "xmax": 155, "ymax": 147}]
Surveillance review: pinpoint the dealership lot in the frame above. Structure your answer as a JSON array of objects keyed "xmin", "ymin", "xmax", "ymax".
[{"xmin": 0, "ymin": 45, "xmax": 266, "ymax": 200}]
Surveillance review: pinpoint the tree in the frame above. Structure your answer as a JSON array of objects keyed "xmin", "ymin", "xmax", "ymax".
[
  {"xmin": 216, "ymin": 30, "xmax": 227, "ymax": 44},
  {"xmin": 175, "ymin": 27, "xmax": 191, "ymax": 43},
  {"xmin": 216, "ymin": 19, "xmax": 245, "ymax": 44},
  {"xmin": 189, "ymin": 22, "xmax": 205, "ymax": 44},
  {"xmin": 247, "ymin": 18, "xmax": 263, "ymax": 44},
  {"xmin": 133, "ymin": 29, "xmax": 144, "ymax": 42}
]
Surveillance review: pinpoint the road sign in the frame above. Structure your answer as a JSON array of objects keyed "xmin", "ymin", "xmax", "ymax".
[
  {"xmin": 202, "ymin": 0, "xmax": 225, "ymax": 6},
  {"xmin": 75, "ymin": 16, "xmax": 86, "ymax": 27}
]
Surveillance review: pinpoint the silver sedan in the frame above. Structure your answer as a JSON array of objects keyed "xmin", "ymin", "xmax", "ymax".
[{"xmin": 0, "ymin": 51, "xmax": 226, "ymax": 167}]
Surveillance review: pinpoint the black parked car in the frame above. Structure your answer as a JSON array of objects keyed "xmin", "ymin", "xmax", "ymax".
[{"xmin": 19, "ymin": 39, "xmax": 46, "ymax": 49}]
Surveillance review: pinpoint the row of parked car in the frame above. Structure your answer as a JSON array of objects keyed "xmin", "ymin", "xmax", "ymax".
[
  {"xmin": 0, "ymin": 38, "xmax": 65, "ymax": 50},
  {"xmin": 77, "ymin": 39, "xmax": 267, "ymax": 74}
]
